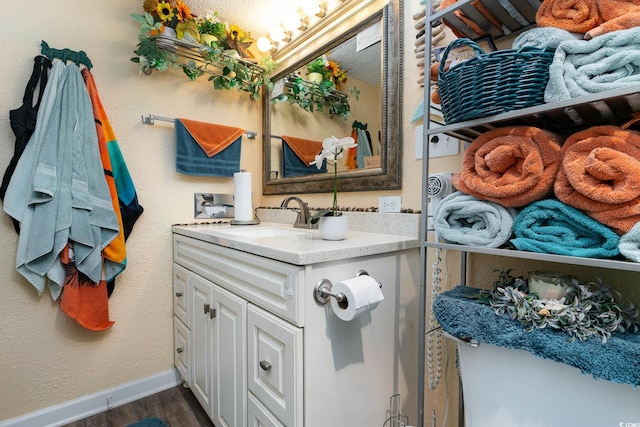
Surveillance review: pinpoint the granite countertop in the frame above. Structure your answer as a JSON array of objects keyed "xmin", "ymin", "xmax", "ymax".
[{"xmin": 172, "ymin": 211, "xmax": 419, "ymax": 265}]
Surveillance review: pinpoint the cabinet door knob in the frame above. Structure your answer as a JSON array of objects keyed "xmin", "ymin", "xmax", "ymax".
[
  {"xmin": 175, "ymin": 292, "xmax": 183, "ymax": 297},
  {"xmin": 259, "ymin": 360, "xmax": 272, "ymax": 371},
  {"xmin": 204, "ymin": 303, "xmax": 210, "ymax": 315},
  {"xmin": 209, "ymin": 308, "xmax": 216, "ymax": 319},
  {"xmin": 176, "ymin": 347, "xmax": 184, "ymax": 354}
]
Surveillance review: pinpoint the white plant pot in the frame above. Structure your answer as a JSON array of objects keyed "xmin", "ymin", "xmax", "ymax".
[
  {"xmin": 308, "ymin": 72, "xmax": 324, "ymax": 84},
  {"xmin": 318, "ymin": 215, "xmax": 348, "ymax": 241},
  {"xmin": 162, "ymin": 26, "xmax": 177, "ymax": 38}
]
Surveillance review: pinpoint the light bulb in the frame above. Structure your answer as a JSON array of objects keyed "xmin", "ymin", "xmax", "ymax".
[
  {"xmin": 282, "ymin": 11, "xmax": 304, "ymax": 32},
  {"xmin": 302, "ymin": 0, "xmax": 325, "ymax": 17},
  {"xmin": 269, "ymin": 25, "xmax": 286, "ymax": 42},
  {"xmin": 257, "ymin": 36, "xmax": 274, "ymax": 53}
]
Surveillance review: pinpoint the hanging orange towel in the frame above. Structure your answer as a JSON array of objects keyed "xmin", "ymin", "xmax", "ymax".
[
  {"xmin": 345, "ymin": 128, "xmax": 358, "ymax": 170},
  {"xmin": 178, "ymin": 118, "xmax": 244, "ymax": 157},
  {"xmin": 281, "ymin": 135, "xmax": 322, "ymax": 165},
  {"xmin": 82, "ymin": 69, "xmax": 126, "ymax": 281},
  {"xmin": 60, "ymin": 244, "xmax": 114, "ymax": 331}
]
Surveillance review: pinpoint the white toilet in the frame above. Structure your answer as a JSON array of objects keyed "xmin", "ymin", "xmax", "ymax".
[{"xmin": 451, "ymin": 337, "xmax": 640, "ymax": 427}]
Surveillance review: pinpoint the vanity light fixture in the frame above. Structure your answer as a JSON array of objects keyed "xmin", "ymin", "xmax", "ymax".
[
  {"xmin": 256, "ymin": 36, "xmax": 275, "ymax": 53},
  {"xmin": 302, "ymin": 0, "xmax": 326, "ymax": 18},
  {"xmin": 269, "ymin": 24, "xmax": 290, "ymax": 44},
  {"xmin": 258, "ymin": 0, "xmax": 352, "ymax": 55},
  {"xmin": 282, "ymin": 10, "xmax": 307, "ymax": 32}
]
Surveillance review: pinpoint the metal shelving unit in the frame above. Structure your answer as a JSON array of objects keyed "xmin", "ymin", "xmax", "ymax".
[{"xmin": 417, "ymin": 1, "xmax": 640, "ymax": 426}]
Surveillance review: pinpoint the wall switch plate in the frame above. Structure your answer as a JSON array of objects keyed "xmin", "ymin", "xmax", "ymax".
[
  {"xmin": 415, "ymin": 124, "xmax": 460, "ymax": 159},
  {"xmin": 379, "ymin": 196, "xmax": 401, "ymax": 213}
]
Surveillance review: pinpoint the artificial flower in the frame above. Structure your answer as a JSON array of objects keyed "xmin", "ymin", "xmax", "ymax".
[
  {"xmin": 156, "ymin": 1, "xmax": 175, "ymax": 23},
  {"xmin": 143, "ymin": 0, "xmax": 158, "ymax": 13},
  {"xmin": 310, "ymin": 136, "xmax": 357, "ymax": 217},
  {"xmin": 175, "ymin": 0, "xmax": 193, "ymax": 22}
]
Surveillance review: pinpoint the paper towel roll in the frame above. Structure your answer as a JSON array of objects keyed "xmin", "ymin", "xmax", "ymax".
[
  {"xmin": 234, "ymin": 171, "xmax": 253, "ymax": 221},
  {"xmin": 330, "ymin": 275, "xmax": 384, "ymax": 321}
]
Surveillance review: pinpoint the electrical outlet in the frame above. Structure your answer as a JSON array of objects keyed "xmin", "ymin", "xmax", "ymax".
[
  {"xmin": 415, "ymin": 124, "xmax": 460, "ymax": 159},
  {"xmin": 379, "ymin": 196, "xmax": 401, "ymax": 213}
]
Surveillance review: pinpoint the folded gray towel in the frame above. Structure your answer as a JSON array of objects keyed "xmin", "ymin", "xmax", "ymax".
[
  {"xmin": 512, "ymin": 27, "xmax": 581, "ymax": 50},
  {"xmin": 545, "ymin": 27, "xmax": 640, "ymax": 103}
]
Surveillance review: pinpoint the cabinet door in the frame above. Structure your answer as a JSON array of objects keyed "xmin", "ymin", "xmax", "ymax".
[
  {"xmin": 211, "ymin": 285, "xmax": 247, "ymax": 427},
  {"xmin": 247, "ymin": 304, "xmax": 303, "ymax": 427},
  {"xmin": 190, "ymin": 273, "xmax": 214, "ymax": 419},
  {"xmin": 173, "ymin": 263, "xmax": 189, "ymax": 326}
]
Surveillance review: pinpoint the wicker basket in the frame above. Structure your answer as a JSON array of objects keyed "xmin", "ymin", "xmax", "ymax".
[{"xmin": 437, "ymin": 38, "xmax": 554, "ymax": 124}]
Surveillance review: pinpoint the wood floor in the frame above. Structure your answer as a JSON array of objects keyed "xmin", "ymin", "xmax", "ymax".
[{"xmin": 61, "ymin": 385, "xmax": 215, "ymax": 427}]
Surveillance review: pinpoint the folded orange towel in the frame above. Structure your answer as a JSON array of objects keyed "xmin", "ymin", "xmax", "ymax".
[
  {"xmin": 554, "ymin": 125, "xmax": 640, "ymax": 234},
  {"xmin": 178, "ymin": 118, "xmax": 244, "ymax": 157},
  {"xmin": 452, "ymin": 127, "xmax": 563, "ymax": 207},
  {"xmin": 536, "ymin": 0, "xmax": 603, "ymax": 33},
  {"xmin": 281, "ymin": 135, "xmax": 323, "ymax": 165},
  {"xmin": 586, "ymin": 6, "xmax": 640, "ymax": 38}
]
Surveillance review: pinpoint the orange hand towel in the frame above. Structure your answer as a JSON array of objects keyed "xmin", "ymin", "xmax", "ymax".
[
  {"xmin": 536, "ymin": 0, "xmax": 603, "ymax": 33},
  {"xmin": 452, "ymin": 126, "xmax": 563, "ymax": 207},
  {"xmin": 178, "ymin": 118, "xmax": 244, "ymax": 157},
  {"xmin": 554, "ymin": 125, "xmax": 640, "ymax": 234},
  {"xmin": 60, "ymin": 244, "xmax": 114, "ymax": 331},
  {"xmin": 281, "ymin": 135, "xmax": 323, "ymax": 165}
]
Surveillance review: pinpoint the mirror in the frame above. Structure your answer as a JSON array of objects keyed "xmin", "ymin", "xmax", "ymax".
[{"xmin": 262, "ymin": 0, "xmax": 401, "ymax": 195}]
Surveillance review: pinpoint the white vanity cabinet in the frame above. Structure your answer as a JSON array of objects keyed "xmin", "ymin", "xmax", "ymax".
[{"xmin": 172, "ymin": 226, "xmax": 419, "ymax": 427}]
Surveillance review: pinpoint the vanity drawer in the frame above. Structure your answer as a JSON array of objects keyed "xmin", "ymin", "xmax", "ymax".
[
  {"xmin": 174, "ymin": 316, "xmax": 190, "ymax": 383},
  {"xmin": 173, "ymin": 263, "xmax": 189, "ymax": 326},
  {"xmin": 247, "ymin": 304, "xmax": 303, "ymax": 427},
  {"xmin": 173, "ymin": 235, "xmax": 305, "ymax": 326},
  {"xmin": 248, "ymin": 392, "xmax": 285, "ymax": 427}
]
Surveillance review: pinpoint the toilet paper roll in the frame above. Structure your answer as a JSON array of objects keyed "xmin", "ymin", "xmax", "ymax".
[
  {"xmin": 234, "ymin": 171, "xmax": 253, "ymax": 221},
  {"xmin": 330, "ymin": 275, "xmax": 384, "ymax": 321}
]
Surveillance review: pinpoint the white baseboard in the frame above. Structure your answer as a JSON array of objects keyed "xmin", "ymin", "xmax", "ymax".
[{"xmin": 1, "ymin": 368, "xmax": 182, "ymax": 427}]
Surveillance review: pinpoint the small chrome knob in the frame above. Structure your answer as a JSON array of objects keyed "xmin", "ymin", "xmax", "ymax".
[{"xmin": 259, "ymin": 360, "xmax": 272, "ymax": 371}]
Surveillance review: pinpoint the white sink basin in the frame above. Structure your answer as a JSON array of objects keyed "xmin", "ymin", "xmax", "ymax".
[{"xmin": 216, "ymin": 226, "xmax": 311, "ymax": 239}]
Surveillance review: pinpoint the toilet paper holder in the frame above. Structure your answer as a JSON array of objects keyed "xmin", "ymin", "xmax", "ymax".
[{"xmin": 313, "ymin": 270, "xmax": 382, "ymax": 306}]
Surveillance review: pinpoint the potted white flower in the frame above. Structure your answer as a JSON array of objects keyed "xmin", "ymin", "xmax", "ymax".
[{"xmin": 310, "ymin": 135, "xmax": 357, "ymax": 240}]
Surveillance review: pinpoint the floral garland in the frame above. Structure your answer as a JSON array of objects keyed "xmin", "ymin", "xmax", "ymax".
[
  {"xmin": 306, "ymin": 54, "xmax": 348, "ymax": 90},
  {"xmin": 131, "ymin": 0, "xmax": 276, "ymax": 100}
]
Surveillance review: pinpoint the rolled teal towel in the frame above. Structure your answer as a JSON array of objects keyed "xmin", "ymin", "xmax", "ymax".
[
  {"xmin": 511, "ymin": 199, "xmax": 620, "ymax": 258},
  {"xmin": 619, "ymin": 222, "xmax": 640, "ymax": 263},
  {"xmin": 433, "ymin": 286, "xmax": 640, "ymax": 386},
  {"xmin": 433, "ymin": 191, "xmax": 517, "ymax": 248}
]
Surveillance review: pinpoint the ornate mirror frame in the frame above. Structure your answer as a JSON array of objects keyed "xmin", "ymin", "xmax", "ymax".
[{"xmin": 261, "ymin": 0, "xmax": 402, "ymax": 195}]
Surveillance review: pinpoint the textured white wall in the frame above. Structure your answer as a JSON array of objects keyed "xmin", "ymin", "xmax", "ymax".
[{"xmin": 0, "ymin": 0, "xmax": 262, "ymax": 421}]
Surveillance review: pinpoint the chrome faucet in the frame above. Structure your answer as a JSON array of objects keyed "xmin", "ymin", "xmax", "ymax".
[{"xmin": 280, "ymin": 196, "xmax": 317, "ymax": 229}]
